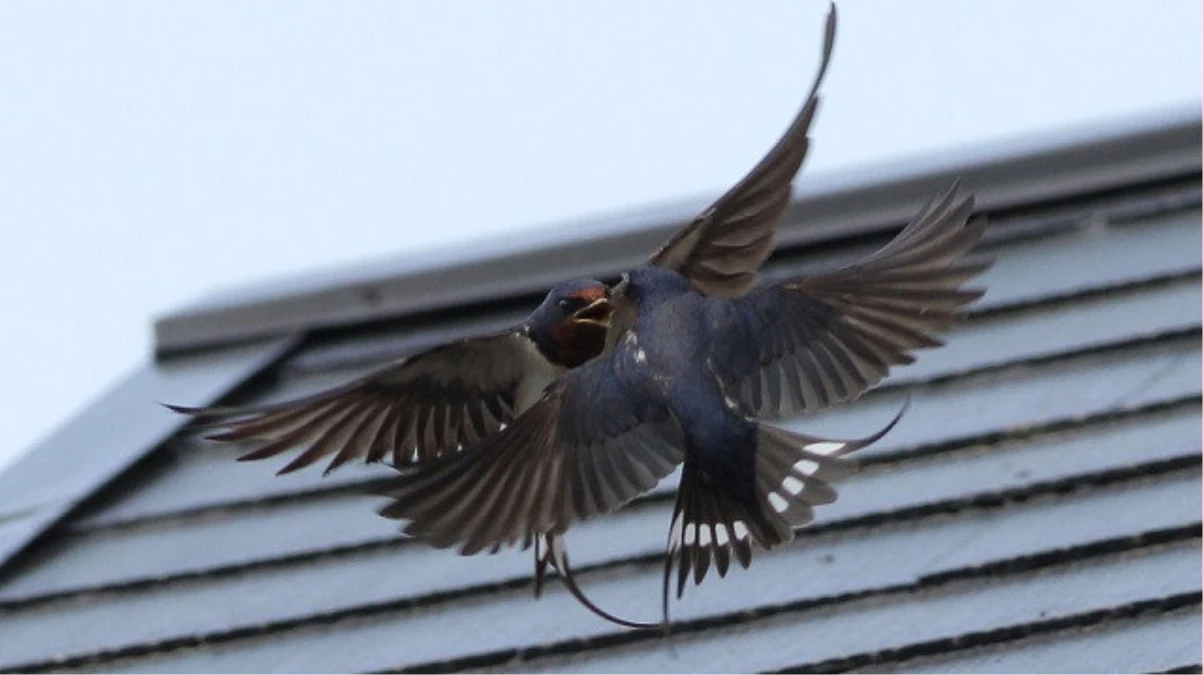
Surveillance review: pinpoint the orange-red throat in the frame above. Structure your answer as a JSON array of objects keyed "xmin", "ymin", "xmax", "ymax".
[{"xmin": 547, "ymin": 286, "xmax": 614, "ymax": 368}]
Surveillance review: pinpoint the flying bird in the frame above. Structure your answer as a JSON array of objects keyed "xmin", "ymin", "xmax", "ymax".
[
  {"xmin": 169, "ymin": 4, "xmax": 840, "ymax": 629},
  {"xmin": 376, "ymin": 184, "xmax": 991, "ymax": 627}
]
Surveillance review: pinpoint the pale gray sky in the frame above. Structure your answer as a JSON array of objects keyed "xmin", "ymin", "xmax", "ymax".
[{"xmin": 1, "ymin": 0, "xmax": 1200, "ymax": 472}]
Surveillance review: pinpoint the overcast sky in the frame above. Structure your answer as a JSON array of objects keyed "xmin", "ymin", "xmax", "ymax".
[{"xmin": 1, "ymin": 0, "xmax": 1200, "ymax": 473}]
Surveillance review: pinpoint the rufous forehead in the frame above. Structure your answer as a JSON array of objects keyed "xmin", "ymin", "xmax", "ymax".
[{"xmin": 571, "ymin": 286, "xmax": 607, "ymax": 301}]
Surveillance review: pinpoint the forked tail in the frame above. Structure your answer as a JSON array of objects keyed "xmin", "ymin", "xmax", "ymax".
[{"xmin": 661, "ymin": 399, "xmax": 908, "ymax": 629}]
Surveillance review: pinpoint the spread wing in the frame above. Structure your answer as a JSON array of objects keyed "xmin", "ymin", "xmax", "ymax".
[
  {"xmin": 168, "ymin": 329, "xmax": 558, "ymax": 475},
  {"xmin": 377, "ymin": 348, "xmax": 686, "ymax": 555},
  {"xmin": 647, "ymin": 5, "xmax": 836, "ymax": 298},
  {"xmin": 706, "ymin": 184, "xmax": 992, "ymax": 418}
]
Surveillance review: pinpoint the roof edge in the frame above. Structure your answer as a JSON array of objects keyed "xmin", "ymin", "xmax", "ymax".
[
  {"xmin": 0, "ymin": 335, "xmax": 299, "ymax": 578},
  {"xmin": 154, "ymin": 105, "xmax": 1202, "ymax": 355}
]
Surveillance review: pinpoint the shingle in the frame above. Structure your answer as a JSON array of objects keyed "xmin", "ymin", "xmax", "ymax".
[
  {"xmin": 0, "ymin": 402, "xmax": 1196, "ymax": 669},
  {"xmin": 488, "ymin": 542, "xmax": 1200, "ymax": 675},
  {"xmin": 39, "ymin": 474, "xmax": 1200, "ymax": 673},
  {"xmin": 969, "ymin": 208, "xmax": 1200, "ymax": 309},
  {"xmin": 0, "ymin": 488, "xmax": 398, "ymax": 604},
  {"xmin": 858, "ymin": 606, "xmax": 1201, "ymax": 675},
  {"xmin": 895, "ymin": 273, "xmax": 1200, "ymax": 382},
  {"xmin": 71, "ymin": 438, "xmax": 391, "ymax": 532},
  {"xmin": 798, "ymin": 333, "xmax": 1198, "ymax": 444}
]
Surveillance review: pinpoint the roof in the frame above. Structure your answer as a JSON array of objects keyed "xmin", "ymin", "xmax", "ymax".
[{"xmin": 0, "ymin": 111, "xmax": 1199, "ymax": 673}]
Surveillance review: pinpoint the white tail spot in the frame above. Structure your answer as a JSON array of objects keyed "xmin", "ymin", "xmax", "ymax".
[
  {"xmin": 782, "ymin": 475, "xmax": 805, "ymax": 496},
  {"xmin": 698, "ymin": 526, "xmax": 712, "ymax": 547},
  {"xmin": 715, "ymin": 525, "xmax": 730, "ymax": 546},
  {"xmin": 733, "ymin": 521, "xmax": 749, "ymax": 541},
  {"xmin": 793, "ymin": 458, "xmax": 821, "ymax": 476},
  {"xmin": 684, "ymin": 522, "xmax": 697, "ymax": 546},
  {"xmin": 768, "ymin": 492, "xmax": 789, "ymax": 513},
  {"xmin": 806, "ymin": 441, "xmax": 846, "ymax": 455}
]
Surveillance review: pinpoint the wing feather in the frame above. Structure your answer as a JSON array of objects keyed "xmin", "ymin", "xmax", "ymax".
[
  {"xmin": 378, "ymin": 350, "xmax": 685, "ymax": 555},
  {"xmin": 647, "ymin": 6, "xmax": 838, "ymax": 298},
  {"xmin": 708, "ymin": 184, "xmax": 992, "ymax": 417},
  {"xmin": 168, "ymin": 329, "xmax": 557, "ymax": 474}
]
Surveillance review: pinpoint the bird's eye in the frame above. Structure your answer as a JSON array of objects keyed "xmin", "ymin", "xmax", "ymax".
[{"xmin": 557, "ymin": 298, "xmax": 575, "ymax": 312}]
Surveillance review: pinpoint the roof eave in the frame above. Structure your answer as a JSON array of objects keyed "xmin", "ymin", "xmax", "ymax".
[{"xmin": 154, "ymin": 105, "xmax": 1202, "ymax": 356}]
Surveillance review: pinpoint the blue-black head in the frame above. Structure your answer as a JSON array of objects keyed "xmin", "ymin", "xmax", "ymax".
[{"xmin": 527, "ymin": 278, "xmax": 614, "ymax": 368}]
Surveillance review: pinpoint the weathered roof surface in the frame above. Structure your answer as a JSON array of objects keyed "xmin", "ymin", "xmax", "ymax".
[{"xmin": 0, "ymin": 115, "xmax": 1199, "ymax": 674}]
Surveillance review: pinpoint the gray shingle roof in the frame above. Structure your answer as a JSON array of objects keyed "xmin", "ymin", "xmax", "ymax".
[{"xmin": 0, "ymin": 114, "xmax": 1199, "ymax": 673}]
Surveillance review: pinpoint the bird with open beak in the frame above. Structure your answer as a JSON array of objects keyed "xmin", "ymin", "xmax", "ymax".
[
  {"xmin": 377, "ymin": 184, "xmax": 991, "ymax": 628},
  {"xmin": 170, "ymin": 4, "xmax": 839, "ymax": 628}
]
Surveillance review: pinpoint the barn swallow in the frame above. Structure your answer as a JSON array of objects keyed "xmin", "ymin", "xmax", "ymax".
[
  {"xmin": 375, "ymin": 184, "xmax": 991, "ymax": 628},
  {"xmin": 170, "ymin": 4, "xmax": 838, "ymax": 628}
]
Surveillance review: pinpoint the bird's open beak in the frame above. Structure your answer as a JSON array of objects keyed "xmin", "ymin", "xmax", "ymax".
[{"xmin": 571, "ymin": 297, "xmax": 614, "ymax": 328}]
